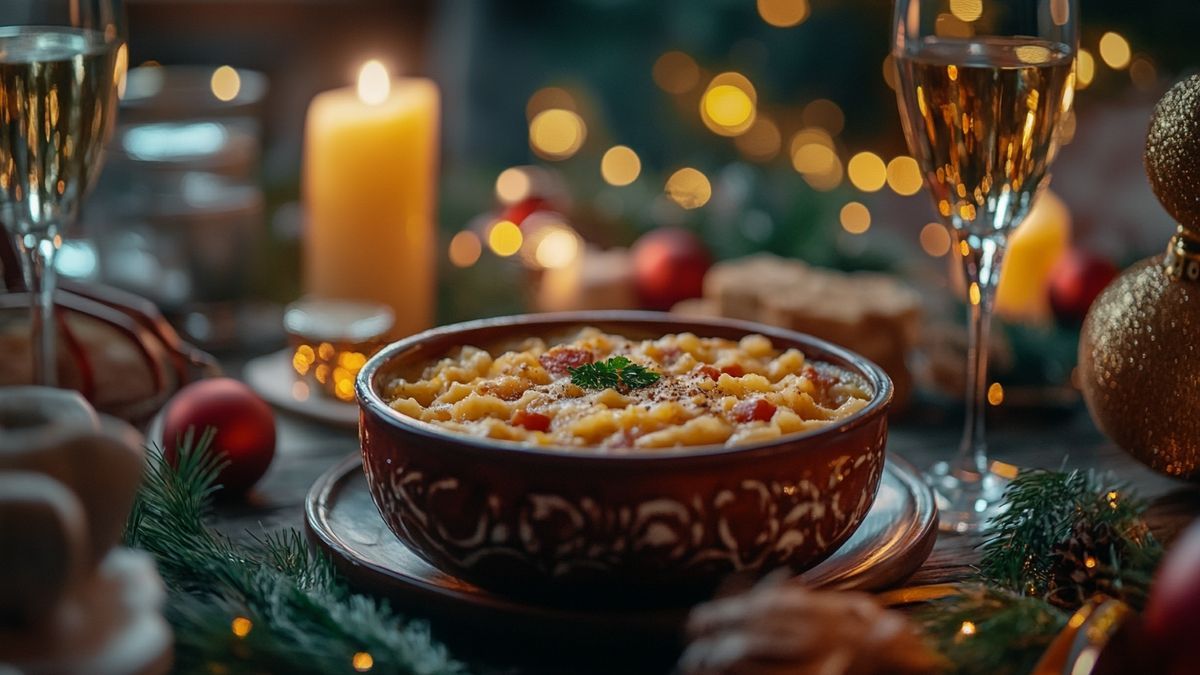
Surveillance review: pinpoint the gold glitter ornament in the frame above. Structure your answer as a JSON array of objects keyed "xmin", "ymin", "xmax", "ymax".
[{"xmin": 1079, "ymin": 75, "xmax": 1200, "ymax": 480}]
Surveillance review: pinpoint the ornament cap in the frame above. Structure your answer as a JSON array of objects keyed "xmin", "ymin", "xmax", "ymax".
[
  {"xmin": 1164, "ymin": 227, "xmax": 1200, "ymax": 282},
  {"xmin": 1146, "ymin": 74, "xmax": 1200, "ymax": 232}
]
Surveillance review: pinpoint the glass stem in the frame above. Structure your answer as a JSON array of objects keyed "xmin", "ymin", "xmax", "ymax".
[
  {"xmin": 954, "ymin": 232, "xmax": 1004, "ymax": 478},
  {"xmin": 15, "ymin": 230, "xmax": 60, "ymax": 387}
]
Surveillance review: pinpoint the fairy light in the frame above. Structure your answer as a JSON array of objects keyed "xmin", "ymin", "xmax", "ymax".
[
  {"xmin": 529, "ymin": 109, "xmax": 587, "ymax": 160},
  {"xmin": 757, "ymin": 0, "xmax": 810, "ymax": 28},
  {"xmin": 969, "ymin": 283, "xmax": 982, "ymax": 306},
  {"xmin": 886, "ymin": 156, "xmax": 924, "ymax": 196},
  {"xmin": 665, "ymin": 168, "xmax": 712, "ymax": 209},
  {"xmin": 448, "ymin": 231, "xmax": 482, "ymax": 268},
  {"xmin": 652, "ymin": 51, "xmax": 701, "ymax": 94},
  {"xmin": 987, "ymin": 382, "xmax": 1004, "ymax": 406},
  {"xmin": 601, "ymin": 145, "xmax": 642, "ymax": 186},
  {"xmin": 700, "ymin": 72, "xmax": 757, "ymax": 136},
  {"xmin": 231, "ymin": 616, "xmax": 253, "ymax": 638},
  {"xmin": 532, "ymin": 227, "xmax": 581, "ymax": 269},
  {"xmin": 847, "ymin": 152, "xmax": 887, "ymax": 192},
  {"xmin": 1076, "ymin": 50, "xmax": 1095, "ymax": 89},
  {"xmin": 839, "ymin": 202, "xmax": 871, "ymax": 234},
  {"xmin": 1107, "ymin": 490, "xmax": 1120, "ymax": 509},
  {"xmin": 734, "ymin": 117, "xmax": 782, "ymax": 161},
  {"xmin": 1084, "ymin": 555, "xmax": 1098, "ymax": 569},
  {"xmin": 920, "ymin": 222, "xmax": 951, "ymax": 257},
  {"xmin": 495, "ymin": 167, "xmax": 532, "ymax": 204},
  {"xmin": 352, "ymin": 652, "xmax": 374, "ymax": 672},
  {"xmin": 1130, "ymin": 57, "xmax": 1157, "ymax": 91},
  {"xmin": 949, "ymin": 0, "xmax": 983, "ymax": 22},
  {"xmin": 802, "ymin": 99, "xmax": 845, "ymax": 135},
  {"xmin": 487, "ymin": 221, "xmax": 523, "ymax": 256},
  {"xmin": 210, "ymin": 65, "xmax": 241, "ymax": 102},
  {"xmin": 959, "ymin": 621, "xmax": 977, "ymax": 636},
  {"xmin": 1099, "ymin": 32, "xmax": 1131, "ymax": 70},
  {"xmin": 293, "ymin": 344, "xmax": 315, "ymax": 375},
  {"xmin": 526, "ymin": 86, "xmax": 575, "ymax": 120}
]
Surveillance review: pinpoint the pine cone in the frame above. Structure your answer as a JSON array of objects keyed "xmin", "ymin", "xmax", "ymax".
[{"xmin": 1046, "ymin": 520, "xmax": 1124, "ymax": 610}]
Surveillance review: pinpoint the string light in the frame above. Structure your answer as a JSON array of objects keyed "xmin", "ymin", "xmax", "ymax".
[
  {"xmin": 495, "ymin": 167, "xmax": 532, "ymax": 204},
  {"xmin": 700, "ymin": 72, "xmax": 757, "ymax": 136},
  {"xmin": 757, "ymin": 0, "xmax": 810, "ymax": 28},
  {"xmin": 448, "ymin": 231, "xmax": 482, "ymax": 268},
  {"xmin": 652, "ymin": 51, "xmax": 701, "ymax": 94},
  {"xmin": 959, "ymin": 621, "xmax": 977, "ymax": 636},
  {"xmin": 987, "ymin": 382, "xmax": 1004, "ymax": 406},
  {"xmin": 886, "ymin": 156, "xmax": 924, "ymax": 196},
  {"xmin": 210, "ymin": 65, "xmax": 241, "ymax": 102},
  {"xmin": 920, "ymin": 222, "xmax": 951, "ymax": 257},
  {"xmin": 529, "ymin": 108, "xmax": 587, "ymax": 160},
  {"xmin": 352, "ymin": 652, "xmax": 374, "ymax": 672},
  {"xmin": 847, "ymin": 152, "xmax": 887, "ymax": 192},
  {"xmin": 665, "ymin": 168, "xmax": 712, "ymax": 209},
  {"xmin": 601, "ymin": 145, "xmax": 641, "ymax": 186},
  {"xmin": 839, "ymin": 202, "xmax": 871, "ymax": 234},
  {"xmin": 231, "ymin": 616, "xmax": 253, "ymax": 638},
  {"xmin": 1098, "ymin": 32, "xmax": 1131, "ymax": 70},
  {"xmin": 734, "ymin": 117, "xmax": 782, "ymax": 161},
  {"xmin": 487, "ymin": 221, "xmax": 523, "ymax": 257},
  {"xmin": 1076, "ymin": 50, "xmax": 1095, "ymax": 89}
]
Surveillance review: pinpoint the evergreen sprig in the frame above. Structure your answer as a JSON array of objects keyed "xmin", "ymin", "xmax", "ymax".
[
  {"xmin": 978, "ymin": 469, "xmax": 1160, "ymax": 606},
  {"xmin": 569, "ymin": 355, "xmax": 661, "ymax": 391},
  {"xmin": 124, "ymin": 428, "xmax": 467, "ymax": 675}
]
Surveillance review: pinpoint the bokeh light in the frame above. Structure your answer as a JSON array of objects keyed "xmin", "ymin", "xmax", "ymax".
[
  {"xmin": 665, "ymin": 168, "xmax": 712, "ymax": 209},
  {"xmin": 757, "ymin": 0, "xmax": 810, "ymax": 28},
  {"xmin": 1099, "ymin": 32, "xmax": 1131, "ymax": 70},
  {"xmin": 802, "ymin": 99, "xmax": 845, "ymax": 135},
  {"xmin": 987, "ymin": 382, "xmax": 1004, "ymax": 406},
  {"xmin": 935, "ymin": 13, "xmax": 973, "ymax": 38},
  {"xmin": 840, "ymin": 202, "xmax": 871, "ymax": 234},
  {"xmin": 231, "ymin": 617, "xmax": 253, "ymax": 638},
  {"xmin": 1130, "ymin": 57, "xmax": 1157, "ymax": 91},
  {"xmin": 886, "ymin": 156, "xmax": 924, "ymax": 196},
  {"xmin": 601, "ymin": 145, "xmax": 642, "ymax": 186},
  {"xmin": 1076, "ymin": 50, "xmax": 1095, "ymax": 89},
  {"xmin": 949, "ymin": 0, "xmax": 983, "ymax": 22},
  {"xmin": 529, "ymin": 108, "xmax": 587, "ymax": 160},
  {"xmin": 700, "ymin": 73, "xmax": 757, "ymax": 136},
  {"xmin": 495, "ymin": 167, "xmax": 532, "ymax": 204},
  {"xmin": 526, "ymin": 86, "xmax": 576, "ymax": 120},
  {"xmin": 920, "ymin": 222, "xmax": 951, "ymax": 257},
  {"xmin": 534, "ymin": 227, "xmax": 581, "ymax": 269},
  {"xmin": 735, "ymin": 117, "xmax": 782, "ymax": 161},
  {"xmin": 790, "ymin": 130, "xmax": 843, "ymax": 191},
  {"xmin": 848, "ymin": 152, "xmax": 887, "ymax": 192},
  {"xmin": 448, "ymin": 231, "xmax": 483, "ymax": 267},
  {"xmin": 653, "ymin": 51, "xmax": 701, "ymax": 94},
  {"xmin": 352, "ymin": 652, "xmax": 374, "ymax": 672},
  {"xmin": 487, "ymin": 221, "xmax": 523, "ymax": 257},
  {"xmin": 210, "ymin": 65, "xmax": 241, "ymax": 102}
]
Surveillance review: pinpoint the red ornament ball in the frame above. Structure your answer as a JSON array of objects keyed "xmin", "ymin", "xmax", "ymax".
[
  {"xmin": 161, "ymin": 378, "xmax": 276, "ymax": 494},
  {"xmin": 631, "ymin": 227, "xmax": 712, "ymax": 310},
  {"xmin": 1048, "ymin": 249, "xmax": 1119, "ymax": 324},
  {"xmin": 1143, "ymin": 518, "xmax": 1200, "ymax": 675}
]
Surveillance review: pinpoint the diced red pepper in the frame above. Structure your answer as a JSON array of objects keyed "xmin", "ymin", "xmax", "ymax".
[
  {"xmin": 732, "ymin": 398, "xmax": 777, "ymax": 423},
  {"xmin": 803, "ymin": 365, "xmax": 834, "ymax": 388},
  {"xmin": 539, "ymin": 347, "xmax": 594, "ymax": 375},
  {"xmin": 511, "ymin": 410, "xmax": 552, "ymax": 432},
  {"xmin": 721, "ymin": 364, "xmax": 746, "ymax": 378},
  {"xmin": 697, "ymin": 365, "xmax": 721, "ymax": 381}
]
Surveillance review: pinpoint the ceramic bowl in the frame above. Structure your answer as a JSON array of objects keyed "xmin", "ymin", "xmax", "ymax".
[{"xmin": 357, "ymin": 312, "xmax": 892, "ymax": 605}]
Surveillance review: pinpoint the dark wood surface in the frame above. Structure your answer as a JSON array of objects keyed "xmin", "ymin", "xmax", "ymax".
[{"xmin": 209, "ymin": 370, "xmax": 1200, "ymax": 668}]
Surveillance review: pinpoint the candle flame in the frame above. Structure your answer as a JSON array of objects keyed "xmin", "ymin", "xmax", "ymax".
[{"xmin": 357, "ymin": 60, "xmax": 390, "ymax": 105}]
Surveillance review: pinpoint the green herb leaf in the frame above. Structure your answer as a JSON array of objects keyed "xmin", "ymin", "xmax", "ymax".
[{"xmin": 569, "ymin": 355, "xmax": 661, "ymax": 391}]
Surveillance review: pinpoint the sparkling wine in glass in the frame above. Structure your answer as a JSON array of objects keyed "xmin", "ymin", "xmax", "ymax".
[
  {"xmin": 0, "ymin": 3, "xmax": 126, "ymax": 385},
  {"xmin": 891, "ymin": 0, "xmax": 1078, "ymax": 532}
]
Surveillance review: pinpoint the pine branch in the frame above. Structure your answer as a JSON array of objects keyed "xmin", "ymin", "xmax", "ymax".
[
  {"xmin": 977, "ymin": 469, "xmax": 1160, "ymax": 606},
  {"xmin": 914, "ymin": 585, "xmax": 1067, "ymax": 675},
  {"xmin": 125, "ymin": 428, "xmax": 467, "ymax": 675}
]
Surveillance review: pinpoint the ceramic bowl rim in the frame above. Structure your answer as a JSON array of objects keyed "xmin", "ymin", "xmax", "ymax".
[{"xmin": 356, "ymin": 311, "xmax": 893, "ymax": 462}]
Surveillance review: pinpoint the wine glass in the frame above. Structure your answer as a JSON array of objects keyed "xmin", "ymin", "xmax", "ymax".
[
  {"xmin": 0, "ymin": 1, "xmax": 126, "ymax": 386},
  {"xmin": 891, "ymin": 0, "xmax": 1078, "ymax": 532}
]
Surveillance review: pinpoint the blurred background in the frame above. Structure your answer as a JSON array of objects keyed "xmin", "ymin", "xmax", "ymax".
[{"xmin": 57, "ymin": 0, "xmax": 1200, "ymax": 415}]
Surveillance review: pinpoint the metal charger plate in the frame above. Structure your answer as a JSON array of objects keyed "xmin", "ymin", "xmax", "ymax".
[{"xmin": 304, "ymin": 451, "xmax": 937, "ymax": 664}]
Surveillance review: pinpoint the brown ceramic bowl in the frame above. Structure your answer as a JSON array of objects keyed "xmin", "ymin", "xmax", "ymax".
[{"xmin": 357, "ymin": 312, "xmax": 892, "ymax": 606}]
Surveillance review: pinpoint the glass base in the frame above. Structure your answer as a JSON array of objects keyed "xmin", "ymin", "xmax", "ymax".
[{"xmin": 927, "ymin": 461, "xmax": 1010, "ymax": 534}]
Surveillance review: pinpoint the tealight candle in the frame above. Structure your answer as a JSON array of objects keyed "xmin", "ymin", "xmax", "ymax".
[{"xmin": 303, "ymin": 61, "xmax": 439, "ymax": 338}]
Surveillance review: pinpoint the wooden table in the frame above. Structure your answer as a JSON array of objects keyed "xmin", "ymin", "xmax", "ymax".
[{"xmin": 211, "ymin": 373, "xmax": 1200, "ymax": 670}]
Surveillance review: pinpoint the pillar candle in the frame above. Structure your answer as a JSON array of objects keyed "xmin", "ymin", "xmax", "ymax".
[{"xmin": 303, "ymin": 61, "xmax": 439, "ymax": 338}]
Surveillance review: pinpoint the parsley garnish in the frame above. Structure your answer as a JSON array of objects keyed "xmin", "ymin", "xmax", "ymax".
[{"xmin": 569, "ymin": 356, "xmax": 661, "ymax": 391}]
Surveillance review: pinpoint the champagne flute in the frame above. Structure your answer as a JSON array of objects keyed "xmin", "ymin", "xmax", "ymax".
[
  {"xmin": 892, "ymin": 0, "xmax": 1078, "ymax": 532},
  {"xmin": 0, "ymin": 1, "xmax": 126, "ymax": 386}
]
